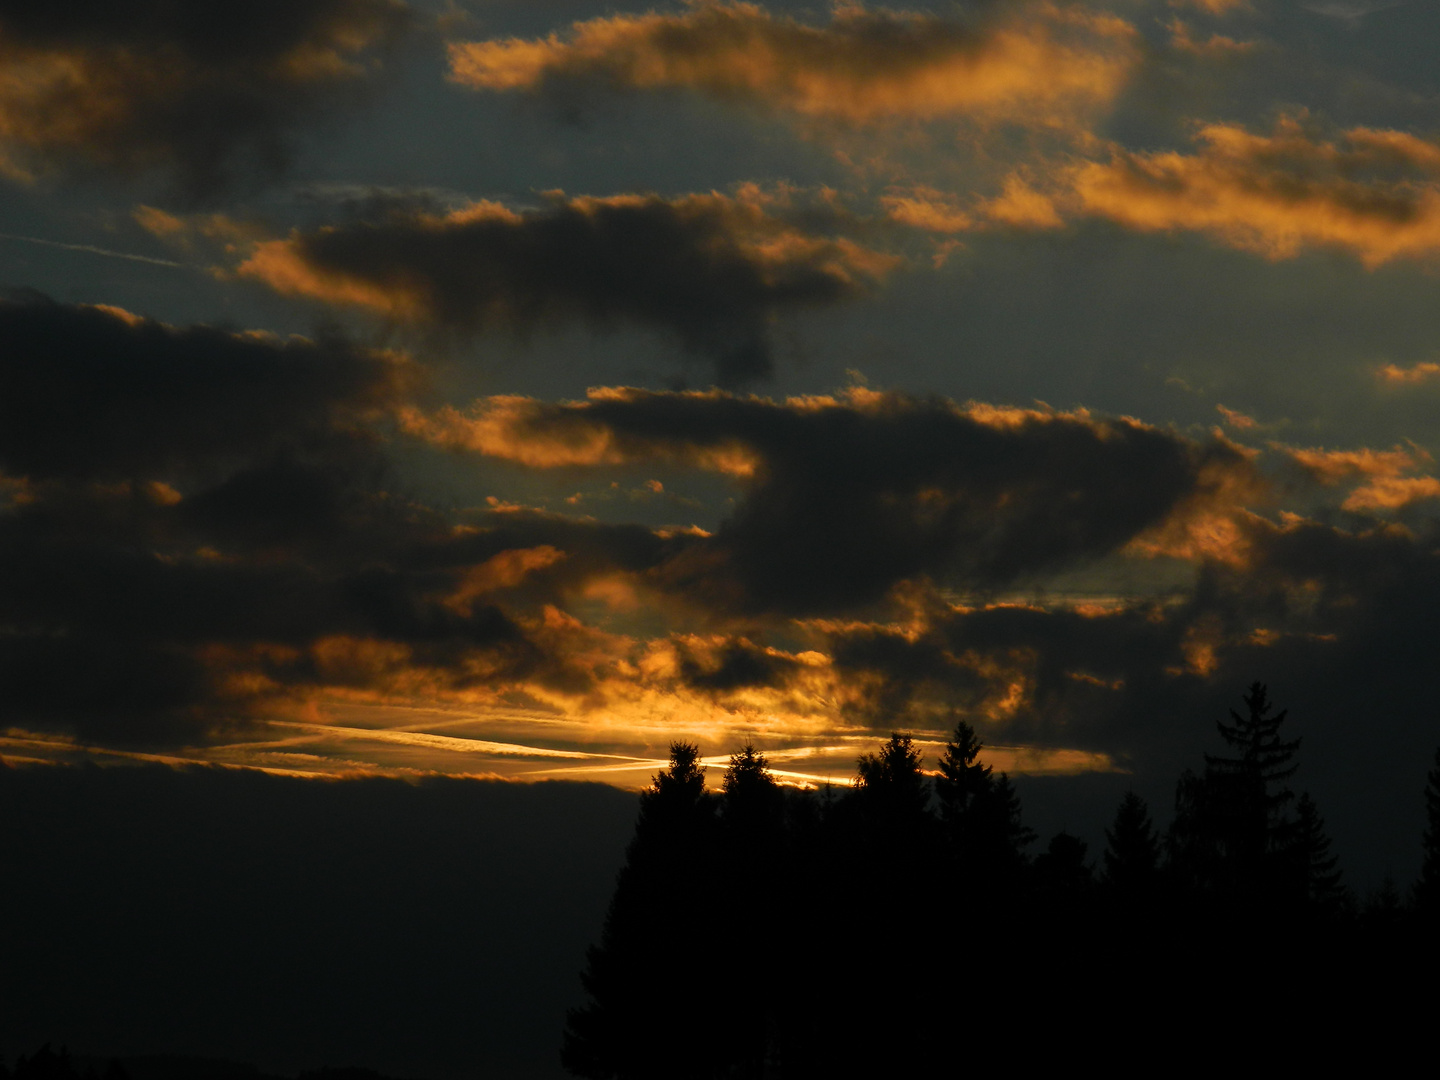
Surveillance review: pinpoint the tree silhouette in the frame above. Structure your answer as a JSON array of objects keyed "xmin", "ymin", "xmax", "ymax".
[
  {"xmin": 855, "ymin": 733, "xmax": 929, "ymax": 822},
  {"xmin": 1206, "ymin": 682, "xmax": 1300, "ymax": 863},
  {"xmin": 1287, "ymin": 792, "xmax": 1344, "ymax": 913},
  {"xmin": 721, "ymin": 743, "xmax": 783, "ymax": 837},
  {"xmin": 1172, "ymin": 682, "xmax": 1302, "ymax": 902},
  {"xmin": 1033, "ymin": 831, "xmax": 1094, "ymax": 897},
  {"xmin": 1103, "ymin": 791, "xmax": 1160, "ymax": 894},
  {"xmin": 557, "ymin": 716, "xmax": 1431, "ymax": 1075},
  {"xmin": 562, "ymin": 742, "xmax": 717, "ymax": 1079},
  {"xmin": 934, "ymin": 720, "xmax": 1033, "ymax": 897},
  {"xmin": 714, "ymin": 743, "xmax": 785, "ymax": 1076},
  {"xmin": 1415, "ymin": 748, "xmax": 1440, "ymax": 917}
]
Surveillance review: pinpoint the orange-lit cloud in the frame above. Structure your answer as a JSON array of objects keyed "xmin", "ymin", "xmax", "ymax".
[
  {"xmin": 980, "ymin": 174, "xmax": 1065, "ymax": 229},
  {"xmin": 1166, "ymin": 18, "xmax": 1257, "ymax": 58},
  {"xmin": 880, "ymin": 175, "xmax": 1063, "ymax": 237},
  {"xmin": 881, "ymin": 187, "xmax": 974, "ymax": 234},
  {"xmin": 447, "ymin": 1, "xmax": 1138, "ymax": 129},
  {"xmin": 1341, "ymin": 476, "xmax": 1440, "ymax": 511},
  {"xmin": 1378, "ymin": 361, "xmax": 1440, "ymax": 384},
  {"xmin": 0, "ymin": 0, "xmax": 410, "ymax": 191},
  {"xmin": 1124, "ymin": 436, "xmax": 1265, "ymax": 566},
  {"xmin": 1216, "ymin": 405, "xmax": 1258, "ymax": 430},
  {"xmin": 1067, "ymin": 116, "xmax": 1440, "ymax": 266},
  {"xmin": 237, "ymin": 190, "xmax": 897, "ymax": 384},
  {"xmin": 1283, "ymin": 443, "xmax": 1440, "ymax": 510},
  {"xmin": 1175, "ymin": 0, "xmax": 1253, "ymax": 14},
  {"xmin": 399, "ymin": 394, "xmax": 762, "ymax": 476}
]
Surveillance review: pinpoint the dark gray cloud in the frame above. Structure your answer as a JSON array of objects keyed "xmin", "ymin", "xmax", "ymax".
[
  {"xmin": 427, "ymin": 387, "xmax": 1255, "ymax": 614},
  {"xmin": 0, "ymin": 0, "xmax": 411, "ymax": 194},
  {"xmin": 676, "ymin": 636, "xmax": 804, "ymax": 692},
  {"xmin": 0, "ymin": 472, "xmax": 693, "ymax": 744},
  {"xmin": 0, "ymin": 291, "xmax": 409, "ymax": 482},
  {"xmin": 0, "ymin": 296, "xmax": 660, "ymax": 744},
  {"xmin": 238, "ymin": 192, "xmax": 895, "ymax": 384}
]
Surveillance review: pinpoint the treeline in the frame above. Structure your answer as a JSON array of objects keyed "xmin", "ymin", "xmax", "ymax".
[
  {"xmin": 563, "ymin": 682, "xmax": 1440, "ymax": 1077},
  {"xmin": 0, "ymin": 1045, "xmax": 411, "ymax": 1080}
]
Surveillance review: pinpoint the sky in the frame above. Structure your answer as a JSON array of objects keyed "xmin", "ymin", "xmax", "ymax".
[{"xmin": 2, "ymin": 0, "xmax": 1440, "ymax": 884}]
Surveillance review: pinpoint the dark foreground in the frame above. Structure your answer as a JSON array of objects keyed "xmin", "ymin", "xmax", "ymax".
[{"xmin": 0, "ymin": 764, "xmax": 636, "ymax": 1080}]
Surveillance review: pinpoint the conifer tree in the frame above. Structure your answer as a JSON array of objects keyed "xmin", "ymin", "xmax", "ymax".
[
  {"xmin": 855, "ymin": 733, "xmax": 929, "ymax": 822},
  {"xmin": 1414, "ymin": 748, "xmax": 1440, "ymax": 916},
  {"xmin": 934, "ymin": 720, "xmax": 1033, "ymax": 885},
  {"xmin": 722, "ymin": 743, "xmax": 783, "ymax": 835},
  {"xmin": 562, "ymin": 742, "xmax": 717, "ymax": 1079},
  {"xmin": 1103, "ymin": 791, "xmax": 1160, "ymax": 893},
  {"xmin": 1034, "ymin": 831, "xmax": 1095, "ymax": 896},
  {"xmin": 715, "ymin": 744, "xmax": 784, "ymax": 1074},
  {"xmin": 1166, "ymin": 768, "xmax": 1217, "ymax": 894},
  {"xmin": 1288, "ymin": 792, "xmax": 1344, "ymax": 912},
  {"xmin": 1200, "ymin": 682, "xmax": 1301, "ymax": 899}
]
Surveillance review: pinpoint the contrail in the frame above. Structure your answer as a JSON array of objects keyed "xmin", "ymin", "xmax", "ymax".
[{"xmin": 0, "ymin": 230, "xmax": 183, "ymax": 268}]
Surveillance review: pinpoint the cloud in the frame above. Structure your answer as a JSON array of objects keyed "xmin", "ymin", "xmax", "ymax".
[
  {"xmin": 447, "ymin": 1, "xmax": 1138, "ymax": 129},
  {"xmin": 0, "ymin": 291, "xmax": 411, "ymax": 482},
  {"xmin": 978, "ymin": 174, "xmax": 1065, "ymax": 230},
  {"xmin": 1177, "ymin": 0, "xmax": 1253, "ymax": 13},
  {"xmin": 238, "ymin": 191, "xmax": 897, "ymax": 384},
  {"xmin": 1165, "ymin": 18, "xmax": 1257, "ymax": 58},
  {"xmin": 405, "ymin": 387, "xmax": 1260, "ymax": 614},
  {"xmin": 1378, "ymin": 361, "xmax": 1440, "ymax": 384},
  {"xmin": 0, "ymin": 366, "xmax": 1266, "ymax": 747},
  {"xmin": 1281, "ymin": 442, "xmax": 1440, "ymax": 511},
  {"xmin": 1067, "ymin": 116, "xmax": 1440, "ymax": 266},
  {"xmin": 0, "ymin": 478, "xmax": 667, "ymax": 745},
  {"xmin": 1216, "ymin": 404, "xmax": 1258, "ymax": 430},
  {"xmin": 0, "ymin": 0, "xmax": 411, "ymax": 193},
  {"xmin": 7, "ymin": 339, "xmax": 1440, "ymax": 884},
  {"xmin": 813, "ymin": 508, "xmax": 1440, "ymax": 789},
  {"xmin": 11, "ymin": 329, "xmax": 1431, "ymax": 802}
]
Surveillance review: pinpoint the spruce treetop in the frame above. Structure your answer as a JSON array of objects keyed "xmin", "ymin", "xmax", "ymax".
[{"xmin": 1207, "ymin": 681, "xmax": 1301, "ymax": 802}]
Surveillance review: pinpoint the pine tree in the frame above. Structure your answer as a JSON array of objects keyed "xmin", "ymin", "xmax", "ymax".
[
  {"xmin": 1288, "ymin": 792, "xmax": 1344, "ymax": 912},
  {"xmin": 855, "ymin": 733, "xmax": 929, "ymax": 822},
  {"xmin": 562, "ymin": 743, "xmax": 717, "ymax": 1079},
  {"xmin": 1166, "ymin": 768, "xmax": 1218, "ymax": 894},
  {"xmin": 934, "ymin": 720, "xmax": 1033, "ymax": 887},
  {"xmin": 715, "ymin": 744, "xmax": 784, "ymax": 1075},
  {"xmin": 722, "ymin": 743, "xmax": 783, "ymax": 834},
  {"xmin": 1033, "ymin": 831, "xmax": 1094, "ymax": 896},
  {"xmin": 935, "ymin": 720, "xmax": 990, "ymax": 821},
  {"xmin": 1201, "ymin": 682, "xmax": 1301, "ymax": 899},
  {"xmin": 1414, "ymin": 748, "xmax": 1440, "ymax": 916},
  {"xmin": 1103, "ymin": 791, "xmax": 1160, "ymax": 893}
]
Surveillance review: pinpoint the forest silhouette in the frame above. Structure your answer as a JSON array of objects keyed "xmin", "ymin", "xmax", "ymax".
[{"xmin": 563, "ymin": 683, "xmax": 1440, "ymax": 1077}]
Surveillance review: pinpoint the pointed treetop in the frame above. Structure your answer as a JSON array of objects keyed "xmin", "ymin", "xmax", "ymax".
[
  {"xmin": 723, "ymin": 743, "xmax": 776, "ymax": 797},
  {"xmin": 855, "ymin": 732, "xmax": 930, "ymax": 820},
  {"xmin": 1103, "ymin": 790, "xmax": 1160, "ymax": 888},
  {"xmin": 856, "ymin": 733, "xmax": 924, "ymax": 790},
  {"xmin": 1207, "ymin": 681, "xmax": 1301, "ymax": 794},
  {"xmin": 938, "ymin": 720, "xmax": 991, "ymax": 786},
  {"xmin": 649, "ymin": 741, "xmax": 706, "ymax": 800}
]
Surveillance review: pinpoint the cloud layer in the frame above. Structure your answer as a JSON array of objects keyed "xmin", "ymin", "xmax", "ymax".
[
  {"xmin": 239, "ymin": 191, "xmax": 895, "ymax": 383},
  {"xmin": 448, "ymin": 1, "xmax": 1137, "ymax": 128},
  {"xmin": 0, "ymin": 0, "xmax": 410, "ymax": 192},
  {"xmin": 405, "ymin": 387, "xmax": 1258, "ymax": 613},
  {"xmin": 1070, "ymin": 117, "xmax": 1440, "ymax": 265}
]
